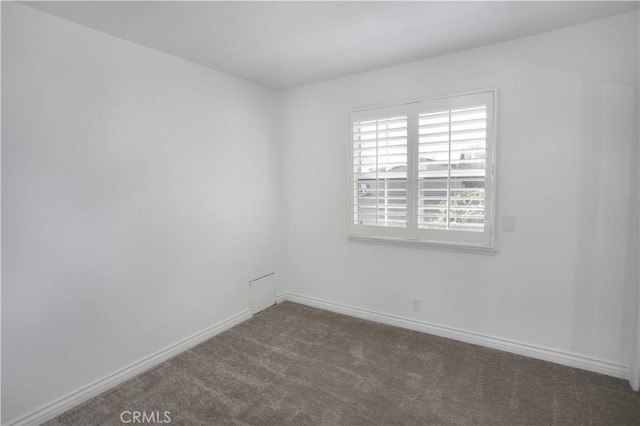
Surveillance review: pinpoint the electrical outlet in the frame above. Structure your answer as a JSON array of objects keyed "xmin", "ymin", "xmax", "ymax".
[{"xmin": 411, "ymin": 297, "xmax": 422, "ymax": 312}]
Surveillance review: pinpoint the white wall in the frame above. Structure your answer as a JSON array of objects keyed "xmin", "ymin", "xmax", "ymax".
[
  {"xmin": 280, "ymin": 11, "xmax": 639, "ymax": 375},
  {"xmin": 1, "ymin": 3, "xmax": 280, "ymax": 423}
]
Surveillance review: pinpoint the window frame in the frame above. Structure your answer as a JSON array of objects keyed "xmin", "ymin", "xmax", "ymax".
[{"xmin": 347, "ymin": 89, "xmax": 497, "ymax": 253}]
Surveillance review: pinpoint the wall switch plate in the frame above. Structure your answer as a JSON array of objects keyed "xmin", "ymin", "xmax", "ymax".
[{"xmin": 503, "ymin": 215, "xmax": 516, "ymax": 232}]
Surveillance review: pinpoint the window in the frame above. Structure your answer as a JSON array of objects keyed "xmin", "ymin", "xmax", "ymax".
[{"xmin": 349, "ymin": 90, "xmax": 496, "ymax": 250}]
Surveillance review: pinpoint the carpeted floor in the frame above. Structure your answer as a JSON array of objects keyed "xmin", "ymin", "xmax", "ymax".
[{"xmin": 45, "ymin": 302, "xmax": 640, "ymax": 425}]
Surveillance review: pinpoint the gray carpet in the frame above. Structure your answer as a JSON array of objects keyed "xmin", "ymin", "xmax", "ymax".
[{"xmin": 45, "ymin": 302, "xmax": 640, "ymax": 425}]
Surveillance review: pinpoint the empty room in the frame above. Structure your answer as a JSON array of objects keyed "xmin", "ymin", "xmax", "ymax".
[{"xmin": 2, "ymin": 1, "xmax": 640, "ymax": 425}]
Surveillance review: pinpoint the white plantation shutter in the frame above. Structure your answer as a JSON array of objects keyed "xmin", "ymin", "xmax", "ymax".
[
  {"xmin": 349, "ymin": 90, "xmax": 496, "ymax": 249},
  {"xmin": 350, "ymin": 104, "xmax": 411, "ymax": 239},
  {"xmin": 352, "ymin": 115, "xmax": 408, "ymax": 227},
  {"xmin": 418, "ymin": 106, "xmax": 487, "ymax": 231}
]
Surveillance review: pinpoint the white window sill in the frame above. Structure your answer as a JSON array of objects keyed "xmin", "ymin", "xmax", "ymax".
[{"xmin": 347, "ymin": 234, "xmax": 497, "ymax": 255}]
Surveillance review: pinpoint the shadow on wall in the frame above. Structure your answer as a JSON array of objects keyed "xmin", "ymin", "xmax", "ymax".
[
  {"xmin": 620, "ymin": 86, "xmax": 640, "ymax": 388},
  {"xmin": 571, "ymin": 77, "xmax": 638, "ymax": 377}
]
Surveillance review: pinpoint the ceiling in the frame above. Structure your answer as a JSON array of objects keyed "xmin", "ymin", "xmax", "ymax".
[{"xmin": 24, "ymin": 1, "xmax": 639, "ymax": 91}]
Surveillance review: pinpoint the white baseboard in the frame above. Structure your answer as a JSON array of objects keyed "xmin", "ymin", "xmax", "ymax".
[
  {"xmin": 6, "ymin": 309, "xmax": 252, "ymax": 426},
  {"xmin": 277, "ymin": 292, "xmax": 630, "ymax": 381},
  {"xmin": 630, "ymin": 362, "xmax": 640, "ymax": 391}
]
